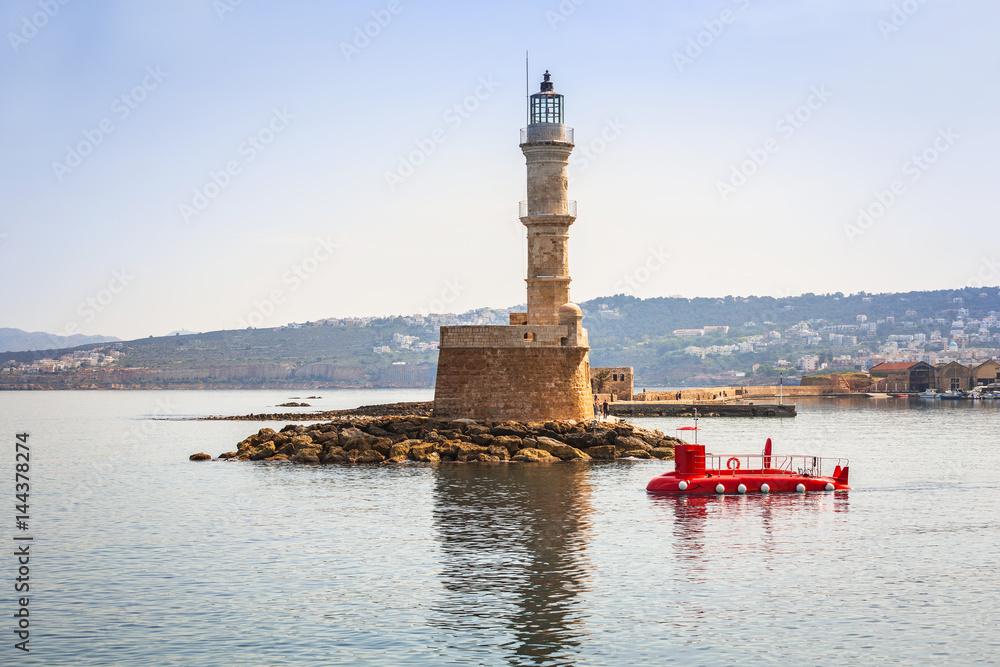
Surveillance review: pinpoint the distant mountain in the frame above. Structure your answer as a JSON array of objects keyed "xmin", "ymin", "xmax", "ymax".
[{"xmin": 0, "ymin": 328, "xmax": 120, "ymax": 353}]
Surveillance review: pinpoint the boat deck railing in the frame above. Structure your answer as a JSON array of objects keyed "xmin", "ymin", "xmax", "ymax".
[{"xmin": 706, "ymin": 454, "xmax": 849, "ymax": 478}]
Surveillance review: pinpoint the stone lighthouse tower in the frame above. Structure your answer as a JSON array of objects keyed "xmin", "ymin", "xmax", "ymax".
[
  {"xmin": 522, "ymin": 70, "xmax": 576, "ymax": 327},
  {"xmin": 433, "ymin": 70, "xmax": 592, "ymax": 421}
]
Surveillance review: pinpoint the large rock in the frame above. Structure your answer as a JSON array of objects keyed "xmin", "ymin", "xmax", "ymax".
[
  {"xmin": 340, "ymin": 427, "xmax": 366, "ymax": 441},
  {"xmin": 632, "ymin": 426, "xmax": 666, "ymax": 446},
  {"xmin": 534, "ymin": 436, "xmax": 590, "ymax": 460},
  {"xmin": 249, "ymin": 441, "xmax": 276, "ymax": 460},
  {"xmin": 313, "ymin": 430, "xmax": 340, "ymax": 446},
  {"xmin": 237, "ymin": 427, "xmax": 277, "ymax": 453},
  {"xmin": 650, "ymin": 447, "xmax": 675, "ymax": 460},
  {"xmin": 286, "ymin": 435, "xmax": 314, "ymax": 454},
  {"xmin": 291, "ymin": 448, "xmax": 321, "ymax": 463},
  {"xmin": 615, "ymin": 435, "xmax": 652, "ymax": 452},
  {"xmin": 407, "ymin": 442, "xmax": 435, "ymax": 460},
  {"xmin": 354, "ymin": 450, "xmax": 385, "ymax": 464},
  {"xmin": 322, "ymin": 447, "xmax": 348, "ymax": 463},
  {"xmin": 621, "ymin": 449, "xmax": 652, "ymax": 459},
  {"xmin": 453, "ymin": 442, "xmax": 489, "ymax": 462},
  {"xmin": 366, "ymin": 425, "xmax": 392, "ymax": 438},
  {"xmin": 491, "ymin": 421, "xmax": 528, "ymax": 437},
  {"xmin": 342, "ymin": 434, "xmax": 373, "ymax": 452},
  {"xmin": 189, "ymin": 452, "xmax": 211, "ymax": 461},
  {"xmin": 487, "ymin": 444, "xmax": 510, "ymax": 460},
  {"xmin": 371, "ymin": 438, "xmax": 394, "ymax": 457},
  {"xmin": 512, "ymin": 448, "xmax": 559, "ymax": 462},
  {"xmin": 585, "ymin": 445, "xmax": 616, "ymax": 460},
  {"xmin": 389, "ymin": 442, "xmax": 412, "ymax": 459},
  {"xmin": 491, "ymin": 435, "xmax": 523, "ymax": 455},
  {"xmin": 386, "ymin": 420, "xmax": 412, "ymax": 434},
  {"xmin": 563, "ymin": 432, "xmax": 597, "ymax": 448}
]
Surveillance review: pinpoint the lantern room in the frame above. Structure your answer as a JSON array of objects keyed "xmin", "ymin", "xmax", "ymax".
[{"xmin": 529, "ymin": 70, "xmax": 563, "ymax": 125}]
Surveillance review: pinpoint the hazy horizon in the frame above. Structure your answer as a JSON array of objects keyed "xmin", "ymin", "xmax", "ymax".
[{"xmin": 3, "ymin": 0, "xmax": 998, "ymax": 340}]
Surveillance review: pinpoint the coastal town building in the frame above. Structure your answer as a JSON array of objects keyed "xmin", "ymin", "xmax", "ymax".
[
  {"xmin": 868, "ymin": 361, "xmax": 935, "ymax": 392},
  {"xmin": 590, "ymin": 367, "xmax": 633, "ymax": 400},
  {"xmin": 433, "ymin": 71, "xmax": 592, "ymax": 421},
  {"xmin": 973, "ymin": 359, "xmax": 1000, "ymax": 386},
  {"xmin": 934, "ymin": 361, "xmax": 973, "ymax": 391}
]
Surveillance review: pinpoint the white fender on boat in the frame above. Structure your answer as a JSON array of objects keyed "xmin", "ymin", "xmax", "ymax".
[
  {"xmin": 796, "ymin": 483, "xmax": 806, "ymax": 493},
  {"xmin": 678, "ymin": 481, "xmax": 688, "ymax": 491},
  {"xmin": 825, "ymin": 482, "xmax": 834, "ymax": 491},
  {"xmin": 715, "ymin": 484, "xmax": 725, "ymax": 494},
  {"xmin": 760, "ymin": 483, "xmax": 770, "ymax": 493},
  {"xmin": 737, "ymin": 484, "xmax": 747, "ymax": 494}
]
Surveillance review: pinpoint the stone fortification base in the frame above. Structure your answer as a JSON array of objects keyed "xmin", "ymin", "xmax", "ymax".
[{"xmin": 433, "ymin": 347, "xmax": 592, "ymax": 422}]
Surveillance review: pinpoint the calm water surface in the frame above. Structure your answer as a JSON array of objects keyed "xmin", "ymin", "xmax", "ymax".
[{"xmin": 1, "ymin": 390, "xmax": 998, "ymax": 665}]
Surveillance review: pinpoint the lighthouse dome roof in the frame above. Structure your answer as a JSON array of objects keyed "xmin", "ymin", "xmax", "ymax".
[{"xmin": 558, "ymin": 302, "xmax": 582, "ymax": 317}]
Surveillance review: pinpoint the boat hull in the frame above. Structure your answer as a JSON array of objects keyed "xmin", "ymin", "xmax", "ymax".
[{"xmin": 646, "ymin": 469, "xmax": 850, "ymax": 494}]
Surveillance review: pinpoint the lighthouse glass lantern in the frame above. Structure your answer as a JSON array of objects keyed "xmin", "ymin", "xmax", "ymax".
[{"xmin": 530, "ymin": 70, "xmax": 563, "ymax": 124}]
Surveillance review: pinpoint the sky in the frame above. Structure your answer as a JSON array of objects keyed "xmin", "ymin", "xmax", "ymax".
[{"xmin": 1, "ymin": 0, "xmax": 998, "ymax": 340}]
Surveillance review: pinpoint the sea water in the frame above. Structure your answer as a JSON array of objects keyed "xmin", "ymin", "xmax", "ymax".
[{"xmin": 1, "ymin": 390, "xmax": 998, "ymax": 665}]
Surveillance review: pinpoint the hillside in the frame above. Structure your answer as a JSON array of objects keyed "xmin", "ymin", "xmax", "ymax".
[{"xmin": 2, "ymin": 286, "xmax": 998, "ymax": 388}]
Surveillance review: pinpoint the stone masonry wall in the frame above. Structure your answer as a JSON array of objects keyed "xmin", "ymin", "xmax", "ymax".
[
  {"xmin": 434, "ymin": 346, "xmax": 592, "ymax": 421},
  {"xmin": 440, "ymin": 324, "xmax": 571, "ymax": 347}
]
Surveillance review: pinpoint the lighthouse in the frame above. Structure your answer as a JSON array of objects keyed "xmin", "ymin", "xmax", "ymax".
[
  {"xmin": 521, "ymin": 70, "xmax": 576, "ymax": 326},
  {"xmin": 433, "ymin": 70, "xmax": 592, "ymax": 421}
]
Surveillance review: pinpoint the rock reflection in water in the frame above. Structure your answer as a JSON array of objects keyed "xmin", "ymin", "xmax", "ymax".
[{"xmin": 431, "ymin": 462, "xmax": 593, "ymax": 665}]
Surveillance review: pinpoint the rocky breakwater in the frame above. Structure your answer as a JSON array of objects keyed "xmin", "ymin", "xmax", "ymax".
[{"xmin": 202, "ymin": 416, "xmax": 682, "ymax": 464}]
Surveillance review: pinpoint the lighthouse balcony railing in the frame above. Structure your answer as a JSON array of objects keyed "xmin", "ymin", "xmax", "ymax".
[
  {"xmin": 521, "ymin": 125, "xmax": 574, "ymax": 144},
  {"xmin": 520, "ymin": 200, "xmax": 577, "ymax": 218},
  {"xmin": 704, "ymin": 454, "xmax": 850, "ymax": 477}
]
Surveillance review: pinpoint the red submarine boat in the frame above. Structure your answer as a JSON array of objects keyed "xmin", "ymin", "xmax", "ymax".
[{"xmin": 646, "ymin": 418, "xmax": 850, "ymax": 495}]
